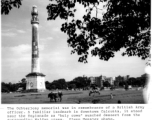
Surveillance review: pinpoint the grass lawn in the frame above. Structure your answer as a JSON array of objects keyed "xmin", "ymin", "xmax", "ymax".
[{"xmin": 1, "ymin": 88, "xmax": 145, "ymax": 104}]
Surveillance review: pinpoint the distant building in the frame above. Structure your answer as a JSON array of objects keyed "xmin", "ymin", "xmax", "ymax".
[
  {"xmin": 96, "ymin": 76, "xmax": 103, "ymax": 88},
  {"xmin": 124, "ymin": 75, "xmax": 129, "ymax": 81},
  {"xmin": 90, "ymin": 77, "xmax": 96, "ymax": 84},
  {"xmin": 114, "ymin": 76, "xmax": 123, "ymax": 86},
  {"xmin": 105, "ymin": 77, "xmax": 114, "ymax": 85},
  {"xmin": 89, "ymin": 76, "xmax": 104, "ymax": 88},
  {"xmin": 102, "ymin": 76, "xmax": 106, "ymax": 81},
  {"xmin": 114, "ymin": 75, "xmax": 130, "ymax": 86}
]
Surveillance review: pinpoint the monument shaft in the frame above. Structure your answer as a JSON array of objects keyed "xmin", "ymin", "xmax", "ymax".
[{"xmin": 31, "ymin": 6, "xmax": 40, "ymax": 73}]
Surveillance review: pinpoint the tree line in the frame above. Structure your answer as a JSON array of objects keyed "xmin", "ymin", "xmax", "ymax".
[
  {"xmin": 45, "ymin": 76, "xmax": 91, "ymax": 90},
  {"xmin": 114, "ymin": 74, "xmax": 148, "ymax": 88},
  {"xmin": 1, "ymin": 78, "xmax": 26, "ymax": 93},
  {"xmin": 1, "ymin": 74, "xmax": 148, "ymax": 93}
]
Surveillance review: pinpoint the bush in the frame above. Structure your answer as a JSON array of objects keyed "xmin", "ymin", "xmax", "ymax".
[
  {"xmin": 110, "ymin": 86, "xmax": 115, "ymax": 90},
  {"xmin": 100, "ymin": 87, "xmax": 104, "ymax": 90}
]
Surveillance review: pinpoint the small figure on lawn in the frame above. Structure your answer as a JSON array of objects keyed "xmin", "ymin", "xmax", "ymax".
[{"xmin": 110, "ymin": 93, "xmax": 113, "ymax": 99}]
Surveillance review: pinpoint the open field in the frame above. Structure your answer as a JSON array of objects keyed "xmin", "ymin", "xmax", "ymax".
[{"xmin": 1, "ymin": 88, "xmax": 145, "ymax": 104}]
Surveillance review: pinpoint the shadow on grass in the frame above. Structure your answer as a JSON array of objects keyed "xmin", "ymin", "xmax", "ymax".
[{"xmin": 14, "ymin": 95, "xmax": 26, "ymax": 97}]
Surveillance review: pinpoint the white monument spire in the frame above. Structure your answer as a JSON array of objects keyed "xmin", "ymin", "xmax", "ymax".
[
  {"xmin": 26, "ymin": 6, "xmax": 46, "ymax": 92},
  {"xmin": 31, "ymin": 5, "xmax": 40, "ymax": 73}
]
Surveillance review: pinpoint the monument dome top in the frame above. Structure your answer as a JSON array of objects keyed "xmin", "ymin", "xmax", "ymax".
[
  {"xmin": 31, "ymin": 5, "xmax": 38, "ymax": 16},
  {"xmin": 33, "ymin": 5, "xmax": 37, "ymax": 8}
]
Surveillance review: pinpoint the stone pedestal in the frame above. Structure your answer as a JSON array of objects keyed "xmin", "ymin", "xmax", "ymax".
[{"xmin": 26, "ymin": 72, "xmax": 46, "ymax": 92}]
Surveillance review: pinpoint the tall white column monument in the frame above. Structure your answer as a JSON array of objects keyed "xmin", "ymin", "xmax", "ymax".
[{"xmin": 26, "ymin": 6, "xmax": 46, "ymax": 92}]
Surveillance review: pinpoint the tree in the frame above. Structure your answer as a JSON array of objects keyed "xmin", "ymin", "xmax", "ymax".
[
  {"xmin": 68, "ymin": 83, "xmax": 76, "ymax": 90},
  {"xmin": 103, "ymin": 81, "xmax": 110, "ymax": 87},
  {"xmin": 57, "ymin": 79, "xmax": 67, "ymax": 89},
  {"xmin": 114, "ymin": 80, "xmax": 119, "ymax": 87},
  {"xmin": 51, "ymin": 78, "xmax": 67, "ymax": 89},
  {"xmin": 140, "ymin": 73, "xmax": 148, "ymax": 87},
  {"xmin": 127, "ymin": 75, "xmax": 147, "ymax": 87},
  {"xmin": 1, "ymin": 82, "xmax": 10, "ymax": 93},
  {"xmin": 2, "ymin": 0, "xmax": 150, "ymax": 63},
  {"xmin": 45, "ymin": 81, "xmax": 52, "ymax": 90},
  {"xmin": 19, "ymin": 78, "xmax": 26, "ymax": 90},
  {"xmin": 1, "ymin": 82, "xmax": 18, "ymax": 92},
  {"xmin": 21, "ymin": 78, "xmax": 26, "ymax": 83},
  {"xmin": 73, "ymin": 76, "xmax": 90, "ymax": 88},
  {"xmin": 51, "ymin": 84, "xmax": 57, "ymax": 90},
  {"xmin": 119, "ymin": 81, "xmax": 126, "ymax": 87},
  {"xmin": 1, "ymin": 0, "xmax": 22, "ymax": 15},
  {"xmin": 46, "ymin": 0, "xmax": 150, "ymax": 63},
  {"xmin": 128, "ymin": 77, "xmax": 136, "ymax": 86}
]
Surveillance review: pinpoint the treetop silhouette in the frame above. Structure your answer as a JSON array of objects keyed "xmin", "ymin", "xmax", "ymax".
[
  {"xmin": 47, "ymin": 0, "xmax": 150, "ymax": 63},
  {"xmin": 2, "ymin": 0, "xmax": 150, "ymax": 63}
]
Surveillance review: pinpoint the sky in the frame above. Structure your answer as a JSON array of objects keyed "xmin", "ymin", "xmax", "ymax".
[{"xmin": 1, "ymin": 0, "xmax": 148, "ymax": 83}]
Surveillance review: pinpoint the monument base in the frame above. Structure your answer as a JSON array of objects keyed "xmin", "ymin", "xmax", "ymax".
[{"xmin": 26, "ymin": 72, "xmax": 46, "ymax": 92}]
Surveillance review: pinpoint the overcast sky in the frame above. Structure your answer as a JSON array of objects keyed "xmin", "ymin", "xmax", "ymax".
[{"xmin": 1, "ymin": 0, "xmax": 147, "ymax": 83}]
